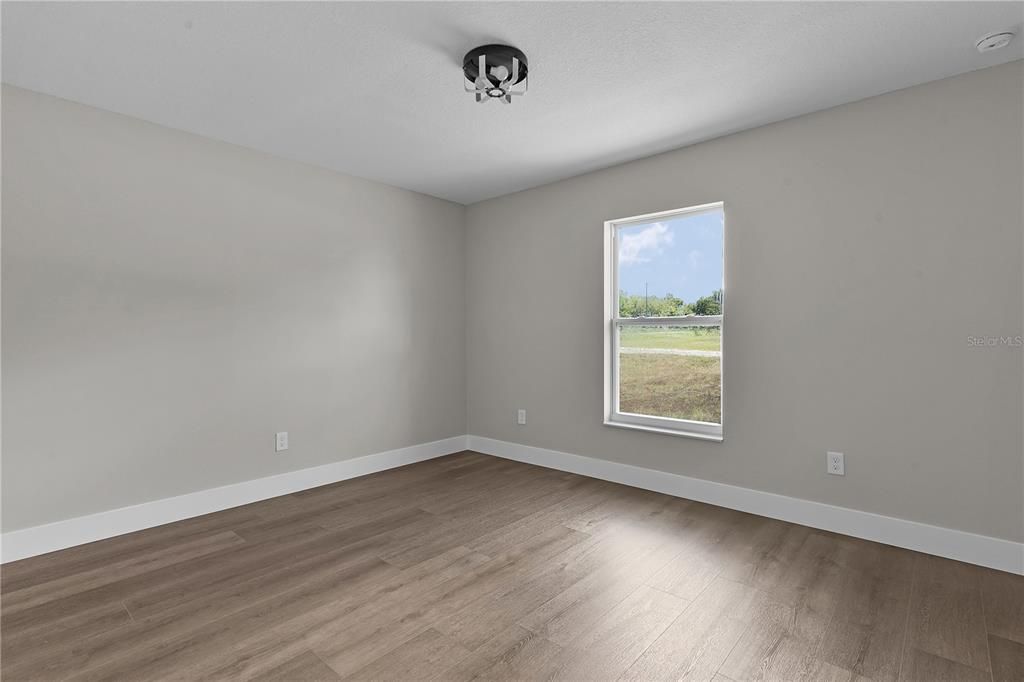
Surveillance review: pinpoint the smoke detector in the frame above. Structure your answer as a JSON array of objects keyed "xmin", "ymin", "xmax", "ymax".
[
  {"xmin": 976, "ymin": 31, "xmax": 1014, "ymax": 53},
  {"xmin": 463, "ymin": 44, "xmax": 528, "ymax": 104}
]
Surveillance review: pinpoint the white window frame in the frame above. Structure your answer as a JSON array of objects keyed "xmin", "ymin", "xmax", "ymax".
[{"xmin": 603, "ymin": 202, "xmax": 724, "ymax": 441}]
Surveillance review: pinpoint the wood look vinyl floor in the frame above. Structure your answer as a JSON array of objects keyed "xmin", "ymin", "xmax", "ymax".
[{"xmin": 2, "ymin": 452, "xmax": 1022, "ymax": 681}]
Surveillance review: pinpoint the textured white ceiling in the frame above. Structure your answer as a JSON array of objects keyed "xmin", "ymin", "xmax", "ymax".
[{"xmin": 3, "ymin": 2, "xmax": 1022, "ymax": 204}]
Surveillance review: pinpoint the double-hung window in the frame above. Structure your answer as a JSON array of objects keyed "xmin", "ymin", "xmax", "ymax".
[{"xmin": 604, "ymin": 202, "xmax": 724, "ymax": 440}]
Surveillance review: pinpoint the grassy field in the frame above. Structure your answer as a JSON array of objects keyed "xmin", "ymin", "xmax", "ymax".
[
  {"xmin": 619, "ymin": 326, "xmax": 721, "ymax": 352},
  {"xmin": 619, "ymin": 353, "xmax": 721, "ymax": 424}
]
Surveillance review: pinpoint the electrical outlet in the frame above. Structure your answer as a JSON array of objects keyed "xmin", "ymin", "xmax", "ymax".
[
  {"xmin": 827, "ymin": 451, "xmax": 844, "ymax": 476},
  {"xmin": 517, "ymin": 409, "xmax": 526, "ymax": 425},
  {"xmin": 276, "ymin": 432, "xmax": 289, "ymax": 452}
]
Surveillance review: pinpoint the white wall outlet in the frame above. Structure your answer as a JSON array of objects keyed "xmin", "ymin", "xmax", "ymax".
[
  {"xmin": 517, "ymin": 409, "xmax": 526, "ymax": 425},
  {"xmin": 827, "ymin": 451, "xmax": 845, "ymax": 476},
  {"xmin": 275, "ymin": 432, "xmax": 289, "ymax": 452}
]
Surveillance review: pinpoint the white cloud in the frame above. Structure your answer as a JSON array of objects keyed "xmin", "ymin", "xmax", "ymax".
[{"xmin": 619, "ymin": 222, "xmax": 673, "ymax": 265}]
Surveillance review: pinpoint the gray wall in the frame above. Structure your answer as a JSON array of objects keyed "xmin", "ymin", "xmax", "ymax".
[
  {"xmin": 466, "ymin": 62, "xmax": 1024, "ymax": 542},
  {"xmin": 2, "ymin": 85, "xmax": 466, "ymax": 531},
  {"xmin": 4, "ymin": 63, "xmax": 1022, "ymax": 543}
]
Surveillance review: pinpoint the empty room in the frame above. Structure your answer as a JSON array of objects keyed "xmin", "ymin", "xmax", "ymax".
[{"xmin": 2, "ymin": 2, "xmax": 1023, "ymax": 680}]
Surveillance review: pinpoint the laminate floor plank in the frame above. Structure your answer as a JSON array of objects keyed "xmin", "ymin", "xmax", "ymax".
[
  {"xmin": 2, "ymin": 520, "xmax": 321, "ymax": 630},
  {"xmin": 4, "ymin": 523, "xmax": 333, "ymax": 636},
  {"xmin": 622, "ymin": 577, "xmax": 770, "ymax": 682},
  {"xmin": 989, "ymin": 634, "xmax": 1024, "ymax": 682},
  {"xmin": 310, "ymin": 532, "xmax": 596, "ymax": 677},
  {"xmin": 517, "ymin": 528, "xmax": 688, "ymax": 646},
  {"xmin": 202, "ymin": 546, "xmax": 488, "ymax": 680},
  {"xmin": 0, "ymin": 505, "xmax": 261, "ymax": 594},
  {"xmin": 68, "ymin": 555, "xmax": 397, "ymax": 682},
  {"xmin": 904, "ymin": 554, "xmax": 991, "ymax": 672},
  {"xmin": 250, "ymin": 650, "xmax": 341, "ymax": 682},
  {"xmin": 377, "ymin": 483, "xmax": 574, "ymax": 569},
  {"xmin": 2, "ymin": 451, "xmax": 1020, "ymax": 682},
  {"xmin": 644, "ymin": 503, "xmax": 746, "ymax": 601},
  {"xmin": 9, "ymin": 547, "xmax": 397, "ymax": 681},
  {"xmin": 415, "ymin": 529, "xmax": 611, "ymax": 651},
  {"xmin": 122, "ymin": 526, "xmax": 400, "ymax": 622},
  {"xmin": 898, "ymin": 647, "xmax": 990, "ymax": 682},
  {"xmin": 714, "ymin": 582, "xmax": 815, "ymax": 681},
  {"xmin": 543, "ymin": 585, "xmax": 688, "ymax": 680},
  {"xmin": 344, "ymin": 628, "xmax": 472, "ymax": 682},
  {"xmin": 2, "ymin": 530, "xmax": 246, "ymax": 614},
  {"xmin": 467, "ymin": 478, "xmax": 612, "ymax": 557},
  {"xmin": 753, "ymin": 530, "xmax": 849, "ymax": 646},
  {"xmin": 816, "ymin": 540, "xmax": 914, "ymax": 682},
  {"xmin": 981, "ymin": 565, "xmax": 1024, "ymax": 645},
  {"xmin": 450, "ymin": 624, "xmax": 566, "ymax": 681},
  {"xmin": 563, "ymin": 485, "xmax": 685, "ymax": 539},
  {"xmin": 714, "ymin": 515, "xmax": 806, "ymax": 588},
  {"xmin": 0, "ymin": 601, "xmax": 133, "ymax": 666}
]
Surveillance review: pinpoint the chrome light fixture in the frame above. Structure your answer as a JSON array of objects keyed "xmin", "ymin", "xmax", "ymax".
[{"xmin": 463, "ymin": 44, "xmax": 528, "ymax": 104}]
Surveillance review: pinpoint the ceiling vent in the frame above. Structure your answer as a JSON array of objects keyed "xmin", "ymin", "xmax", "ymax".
[
  {"xmin": 463, "ymin": 44, "xmax": 528, "ymax": 104},
  {"xmin": 976, "ymin": 31, "xmax": 1014, "ymax": 53}
]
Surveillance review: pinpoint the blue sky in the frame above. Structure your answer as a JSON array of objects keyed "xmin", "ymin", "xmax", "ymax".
[{"xmin": 618, "ymin": 209, "xmax": 723, "ymax": 302}]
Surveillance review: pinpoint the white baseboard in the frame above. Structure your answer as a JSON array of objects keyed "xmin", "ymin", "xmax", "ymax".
[
  {"xmin": 467, "ymin": 435, "xmax": 1024, "ymax": 576},
  {"xmin": 0, "ymin": 435, "xmax": 469, "ymax": 564},
  {"xmin": 5, "ymin": 434, "xmax": 1021, "ymax": 575}
]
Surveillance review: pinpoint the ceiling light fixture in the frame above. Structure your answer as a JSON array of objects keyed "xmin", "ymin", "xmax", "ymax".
[
  {"xmin": 976, "ymin": 31, "xmax": 1015, "ymax": 53},
  {"xmin": 463, "ymin": 44, "xmax": 528, "ymax": 104}
]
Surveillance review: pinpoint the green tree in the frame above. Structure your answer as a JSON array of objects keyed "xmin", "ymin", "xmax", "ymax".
[
  {"xmin": 660, "ymin": 293, "xmax": 685, "ymax": 316},
  {"xmin": 691, "ymin": 295, "xmax": 721, "ymax": 316},
  {"xmin": 618, "ymin": 291, "xmax": 643, "ymax": 317},
  {"xmin": 619, "ymin": 291, "xmax": 690, "ymax": 317}
]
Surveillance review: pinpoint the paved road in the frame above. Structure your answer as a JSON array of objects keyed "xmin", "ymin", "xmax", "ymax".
[{"xmin": 620, "ymin": 347, "xmax": 721, "ymax": 358}]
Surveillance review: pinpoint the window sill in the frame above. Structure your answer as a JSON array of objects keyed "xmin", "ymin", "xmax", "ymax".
[{"xmin": 603, "ymin": 419, "xmax": 723, "ymax": 442}]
